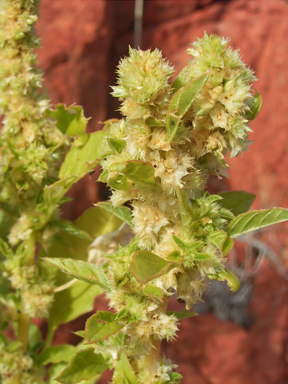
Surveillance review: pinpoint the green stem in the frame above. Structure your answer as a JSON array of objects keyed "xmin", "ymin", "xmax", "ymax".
[
  {"xmin": 18, "ymin": 306, "xmax": 30, "ymax": 352},
  {"xmin": 17, "ymin": 232, "xmax": 36, "ymax": 352},
  {"xmin": 25, "ymin": 231, "xmax": 36, "ymax": 266},
  {"xmin": 43, "ymin": 327, "xmax": 54, "ymax": 350}
]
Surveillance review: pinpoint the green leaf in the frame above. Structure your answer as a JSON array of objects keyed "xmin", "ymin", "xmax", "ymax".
[
  {"xmin": 49, "ymin": 363, "xmax": 67, "ymax": 384},
  {"xmin": 170, "ymin": 373, "xmax": 183, "ymax": 382},
  {"xmin": 107, "ymin": 138, "xmax": 126, "ymax": 154},
  {"xmin": 49, "ymin": 363, "xmax": 99, "ymax": 384},
  {"xmin": 40, "ymin": 207, "xmax": 122, "ymax": 266},
  {"xmin": 108, "ymin": 174, "xmax": 128, "ymax": 190},
  {"xmin": 73, "ymin": 330, "xmax": 86, "ymax": 339},
  {"xmin": 97, "ymin": 202, "xmax": 134, "ymax": 228},
  {"xmin": 222, "ymin": 236, "xmax": 234, "ymax": 256},
  {"xmin": 172, "ymin": 235, "xmax": 188, "ymax": 251},
  {"xmin": 167, "ymin": 310, "xmax": 198, "ymax": 320},
  {"xmin": 43, "ymin": 176, "xmax": 79, "ymax": 207},
  {"xmin": 28, "ymin": 322, "xmax": 42, "ymax": 352},
  {"xmin": 208, "ymin": 230, "xmax": 227, "ymax": 250},
  {"xmin": 226, "ymin": 208, "xmax": 288, "ymax": 239},
  {"xmin": 59, "ymin": 131, "xmax": 107, "ymax": 179},
  {"xmin": 166, "ymin": 250, "xmax": 182, "ymax": 263},
  {"xmin": 45, "ymin": 104, "xmax": 88, "ymax": 137},
  {"xmin": 208, "ymin": 230, "xmax": 234, "ymax": 255},
  {"xmin": 176, "ymin": 189, "xmax": 192, "ymax": 231},
  {"xmin": 75, "ymin": 206, "xmax": 123, "ymax": 239},
  {"xmin": 143, "ymin": 285, "xmax": 164, "ymax": 300},
  {"xmin": 85, "ymin": 312, "xmax": 124, "ymax": 344},
  {"xmin": 166, "ymin": 73, "xmax": 209, "ymax": 142},
  {"xmin": 56, "ymin": 348, "xmax": 108, "ymax": 384},
  {"xmin": 218, "ymin": 191, "xmax": 256, "ymax": 216},
  {"xmin": 39, "ymin": 345, "xmax": 77, "ymax": 366},
  {"xmin": 49, "ymin": 281, "xmax": 102, "ymax": 334},
  {"xmin": 43, "ymin": 258, "xmax": 113, "ymax": 292},
  {"xmin": 40, "ymin": 206, "xmax": 122, "ymax": 333},
  {"xmin": 119, "ymin": 161, "xmax": 158, "ymax": 189},
  {"xmin": 208, "ymin": 268, "xmax": 240, "ymax": 292},
  {"xmin": 146, "ymin": 117, "xmax": 164, "ymax": 127},
  {"xmin": 245, "ymin": 90, "xmax": 262, "ymax": 121},
  {"xmin": 54, "ymin": 220, "xmax": 92, "ymax": 240},
  {"xmin": 130, "ymin": 251, "xmax": 177, "ymax": 284},
  {"xmin": 113, "ymin": 353, "xmax": 138, "ymax": 384}
]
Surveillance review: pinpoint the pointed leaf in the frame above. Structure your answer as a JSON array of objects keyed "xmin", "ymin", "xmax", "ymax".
[
  {"xmin": 208, "ymin": 268, "xmax": 240, "ymax": 292},
  {"xmin": 48, "ymin": 281, "xmax": 102, "ymax": 333},
  {"xmin": 98, "ymin": 202, "xmax": 134, "ymax": 227},
  {"xmin": 73, "ymin": 331, "xmax": 86, "ymax": 339},
  {"xmin": 130, "ymin": 251, "xmax": 177, "ymax": 284},
  {"xmin": 108, "ymin": 174, "xmax": 128, "ymax": 190},
  {"xmin": 54, "ymin": 219, "xmax": 92, "ymax": 240},
  {"xmin": 208, "ymin": 230, "xmax": 227, "ymax": 251},
  {"xmin": 172, "ymin": 235, "xmax": 187, "ymax": 250},
  {"xmin": 56, "ymin": 348, "xmax": 107, "ymax": 384},
  {"xmin": 143, "ymin": 285, "xmax": 164, "ymax": 300},
  {"xmin": 167, "ymin": 310, "xmax": 198, "ymax": 320},
  {"xmin": 38, "ymin": 345, "xmax": 77, "ymax": 366},
  {"xmin": 41, "ymin": 206, "xmax": 122, "ymax": 332},
  {"xmin": 146, "ymin": 117, "xmax": 164, "ymax": 127},
  {"xmin": 166, "ymin": 73, "xmax": 209, "ymax": 142},
  {"xmin": 218, "ymin": 191, "xmax": 256, "ymax": 216},
  {"xmin": 59, "ymin": 131, "xmax": 107, "ymax": 179},
  {"xmin": 76, "ymin": 206, "xmax": 123, "ymax": 239},
  {"xmin": 45, "ymin": 104, "xmax": 88, "ymax": 137},
  {"xmin": 245, "ymin": 90, "xmax": 262, "ymax": 121},
  {"xmin": 208, "ymin": 230, "xmax": 234, "ymax": 255},
  {"xmin": 176, "ymin": 189, "xmax": 192, "ymax": 231},
  {"xmin": 43, "ymin": 258, "xmax": 113, "ymax": 292},
  {"xmin": 107, "ymin": 138, "xmax": 126, "ymax": 154},
  {"xmin": 226, "ymin": 208, "xmax": 288, "ymax": 239},
  {"xmin": 122, "ymin": 161, "xmax": 158, "ymax": 189},
  {"xmin": 222, "ymin": 236, "xmax": 234, "ymax": 256},
  {"xmin": 43, "ymin": 176, "xmax": 79, "ymax": 207},
  {"xmin": 85, "ymin": 312, "xmax": 124, "ymax": 344},
  {"xmin": 113, "ymin": 353, "xmax": 138, "ymax": 384}
]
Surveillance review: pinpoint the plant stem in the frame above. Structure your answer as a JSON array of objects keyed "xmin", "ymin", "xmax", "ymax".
[
  {"xmin": 25, "ymin": 231, "xmax": 36, "ymax": 267},
  {"xmin": 43, "ymin": 327, "xmax": 54, "ymax": 351},
  {"xmin": 17, "ymin": 232, "xmax": 36, "ymax": 352},
  {"xmin": 18, "ymin": 307, "xmax": 30, "ymax": 352}
]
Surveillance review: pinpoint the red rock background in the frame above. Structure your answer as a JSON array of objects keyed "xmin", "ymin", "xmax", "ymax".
[{"xmin": 36, "ymin": 1, "xmax": 288, "ymax": 383}]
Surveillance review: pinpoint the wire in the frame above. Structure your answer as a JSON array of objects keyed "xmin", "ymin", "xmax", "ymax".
[{"xmin": 134, "ymin": 0, "xmax": 144, "ymax": 48}]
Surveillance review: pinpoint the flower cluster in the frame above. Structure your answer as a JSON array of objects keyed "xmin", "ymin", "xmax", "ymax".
[
  {"xmin": 0, "ymin": 0, "xmax": 69, "ymax": 206},
  {"xmin": 0, "ymin": 2, "xmax": 70, "ymax": 382},
  {"xmin": 98, "ymin": 34, "xmax": 258, "ymax": 383}
]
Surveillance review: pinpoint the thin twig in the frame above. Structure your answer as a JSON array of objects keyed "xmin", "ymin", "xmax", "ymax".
[
  {"xmin": 134, "ymin": 0, "xmax": 144, "ymax": 48},
  {"xmin": 53, "ymin": 278, "xmax": 77, "ymax": 293}
]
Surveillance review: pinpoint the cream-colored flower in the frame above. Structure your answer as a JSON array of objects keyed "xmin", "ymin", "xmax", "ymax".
[
  {"xmin": 125, "ymin": 122, "xmax": 151, "ymax": 159},
  {"xmin": 8, "ymin": 214, "xmax": 32, "ymax": 246},
  {"xmin": 110, "ymin": 188, "xmax": 138, "ymax": 206},
  {"xmin": 148, "ymin": 128, "xmax": 171, "ymax": 151},
  {"xmin": 218, "ymin": 80, "xmax": 250, "ymax": 115},
  {"xmin": 124, "ymin": 312, "xmax": 178, "ymax": 341},
  {"xmin": 149, "ymin": 150, "xmax": 194, "ymax": 194},
  {"xmin": 132, "ymin": 201, "xmax": 170, "ymax": 248},
  {"xmin": 195, "ymin": 84, "xmax": 223, "ymax": 115},
  {"xmin": 210, "ymin": 102, "xmax": 229, "ymax": 129}
]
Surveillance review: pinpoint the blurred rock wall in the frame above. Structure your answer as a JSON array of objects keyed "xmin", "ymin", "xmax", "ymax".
[{"xmin": 36, "ymin": 1, "xmax": 288, "ymax": 383}]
